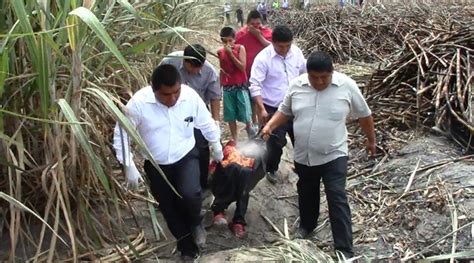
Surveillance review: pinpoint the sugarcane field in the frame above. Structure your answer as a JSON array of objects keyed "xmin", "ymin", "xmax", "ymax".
[{"xmin": 1, "ymin": 0, "xmax": 473, "ymax": 262}]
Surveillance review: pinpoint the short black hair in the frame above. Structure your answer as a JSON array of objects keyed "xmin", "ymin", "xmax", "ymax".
[
  {"xmin": 307, "ymin": 51, "xmax": 334, "ymax": 73},
  {"xmin": 246, "ymin": 10, "xmax": 262, "ymax": 23},
  {"xmin": 220, "ymin": 26, "xmax": 236, "ymax": 38},
  {"xmin": 183, "ymin": 44, "xmax": 206, "ymax": 67},
  {"xmin": 151, "ymin": 64, "xmax": 181, "ymax": 91},
  {"xmin": 272, "ymin": 24, "xmax": 293, "ymax": 43}
]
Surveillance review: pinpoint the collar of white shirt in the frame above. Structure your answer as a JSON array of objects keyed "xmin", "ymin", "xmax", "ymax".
[
  {"xmin": 270, "ymin": 45, "xmax": 296, "ymax": 59},
  {"xmin": 143, "ymin": 85, "xmax": 190, "ymax": 106},
  {"xmin": 300, "ymin": 71, "xmax": 344, "ymax": 88}
]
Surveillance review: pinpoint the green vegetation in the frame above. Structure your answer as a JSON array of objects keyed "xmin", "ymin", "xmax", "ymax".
[{"xmin": 0, "ymin": 0, "xmax": 218, "ymax": 261}]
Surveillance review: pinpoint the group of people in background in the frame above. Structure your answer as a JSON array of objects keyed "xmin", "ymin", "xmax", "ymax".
[
  {"xmin": 224, "ymin": 1, "xmax": 290, "ymax": 26},
  {"xmin": 114, "ymin": 6, "xmax": 375, "ymax": 261},
  {"xmin": 339, "ymin": 0, "xmax": 364, "ymax": 7},
  {"xmin": 225, "ymin": 0, "xmax": 365, "ymax": 27}
]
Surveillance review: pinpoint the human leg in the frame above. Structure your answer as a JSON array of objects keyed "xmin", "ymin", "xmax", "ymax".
[{"xmin": 321, "ymin": 157, "xmax": 353, "ymax": 257}]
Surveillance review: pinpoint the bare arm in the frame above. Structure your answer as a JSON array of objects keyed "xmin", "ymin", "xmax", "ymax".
[
  {"xmin": 226, "ymin": 45, "xmax": 246, "ymax": 72},
  {"xmin": 249, "ymin": 26, "xmax": 271, "ymax": 47},
  {"xmin": 253, "ymin": 95, "xmax": 265, "ymax": 112},
  {"xmin": 210, "ymin": 99, "xmax": 221, "ymax": 121},
  {"xmin": 252, "ymin": 95, "xmax": 269, "ymax": 125},
  {"xmin": 257, "ymin": 34, "xmax": 271, "ymax": 47},
  {"xmin": 358, "ymin": 115, "xmax": 376, "ymax": 156},
  {"xmin": 261, "ymin": 111, "xmax": 289, "ymax": 140}
]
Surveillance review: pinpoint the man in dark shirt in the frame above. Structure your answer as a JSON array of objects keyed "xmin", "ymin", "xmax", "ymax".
[{"xmin": 236, "ymin": 6, "xmax": 244, "ymax": 27}]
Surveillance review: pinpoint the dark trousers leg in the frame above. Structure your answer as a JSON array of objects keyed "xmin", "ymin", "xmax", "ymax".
[
  {"xmin": 194, "ymin": 129, "xmax": 210, "ymax": 189},
  {"xmin": 211, "ymin": 199, "xmax": 230, "ymax": 214},
  {"xmin": 211, "ymin": 188, "xmax": 249, "ymax": 225},
  {"xmin": 265, "ymin": 104, "xmax": 293, "ymax": 173},
  {"xmin": 144, "ymin": 148, "xmax": 202, "ymax": 257},
  {"xmin": 294, "ymin": 162, "xmax": 321, "ymax": 232},
  {"xmin": 321, "ymin": 157, "xmax": 353, "ymax": 256},
  {"xmin": 211, "ymin": 196, "xmax": 249, "ymax": 225},
  {"xmin": 233, "ymin": 190, "xmax": 249, "ymax": 225}
]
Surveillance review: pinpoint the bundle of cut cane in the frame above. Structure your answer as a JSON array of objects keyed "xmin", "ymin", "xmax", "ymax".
[{"xmin": 366, "ymin": 26, "xmax": 473, "ymax": 152}]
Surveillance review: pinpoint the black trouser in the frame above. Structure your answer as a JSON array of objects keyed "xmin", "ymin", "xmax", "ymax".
[
  {"xmin": 265, "ymin": 104, "xmax": 294, "ymax": 173},
  {"xmin": 237, "ymin": 17, "xmax": 243, "ymax": 27},
  {"xmin": 212, "ymin": 194, "xmax": 249, "ymax": 225},
  {"xmin": 210, "ymin": 164, "xmax": 252, "ymax": 225},
  {"xmin": 294, "ymin": 156, "xmax": 353, "ymax": 256},
  {"xmin": 144, "ymin": 148, "xmax": 202, "ymax": 257},
  {"xmin": 194, "ymin": 129, "xmax": 210, "ymax": 189}
]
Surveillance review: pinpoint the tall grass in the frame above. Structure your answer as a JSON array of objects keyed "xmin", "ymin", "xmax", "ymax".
[{"xmin": 0, "ymin": 0, "xmax": 219, "ymax": 261}]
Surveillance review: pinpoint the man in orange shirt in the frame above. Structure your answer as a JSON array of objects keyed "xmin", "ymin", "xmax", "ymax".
[{"xmin": 235, "ymin": 10, "xmax": 272, "ymax": 127}]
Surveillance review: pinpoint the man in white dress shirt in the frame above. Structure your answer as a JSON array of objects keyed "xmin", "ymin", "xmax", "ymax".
[
  {"xmin": 249, "ymin": 24, "xmax": 306, "ymax": 184},
  {"xmin": 113, "ymin": 64, "xmax": 223, "ymax": 259},
  {"xmin": 159, "ymin": 44, "xmax": 221, "ymax": 192},
  {"xmin": 262, "ymin": 51, "xmax": 376, "ymax": 258}
]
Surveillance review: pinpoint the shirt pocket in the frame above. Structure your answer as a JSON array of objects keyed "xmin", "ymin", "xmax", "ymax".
[
  {"xmin": 182, "ymin": 116, "xmax": 195, "ymax": 138},
  {"xmin": 292, "ymin": 95, "xmax": 315, "ymax": 113},
  {"xmin": 328, "ymin": 99, "xmax": 349, "ymax": 121},
  {"xmin": 328, "ymin": 109, "xmax": 344, "ymax": 121}
]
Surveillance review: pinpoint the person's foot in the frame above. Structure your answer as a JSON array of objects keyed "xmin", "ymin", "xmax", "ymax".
[
  {"xmin": 212, "ymin": 212, "xmax": 228, "ymax": 226},
  {"xmin": 265, "ymin": 171, "xmax": 278, "ymax": 184},
  {"xmin": 335, "ymin": 250, "xmax": 354, "ymax": 260},
  {"xmin": 180, "ymin": 254, "xmax": 198, "ymax": 262},
  {"xmin": 191, "ymin": 223, "xmax": 206, "ymax": 247},
  {"xmin": 229, "ymin": 222, "xmax": 245, "ymax": 238},
  {"xmin": 245, "ymin": 125, "xmax": 257, "ymax": 138},
  {"xmin": 294, "ymin": 227, "xmax": 310, "ymax": 239},
  {"xmin": 202, "ymin": 187, "xmax": 212, "ymax": 199}
]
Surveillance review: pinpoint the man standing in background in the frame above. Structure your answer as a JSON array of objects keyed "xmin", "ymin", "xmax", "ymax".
[
  {"xmin": 235, "ymin": 10, "xmax": 272, "ymax": 129},
  {"xmin": 257, "ymin": 1, "xmax": 268, "ymax": 24},
  {"xmin": 304, "ymin": 0, "xmax": 310, "ymax": 10},
  {"xmin": 249, "ymin": 25, "xmax": 306, "ymax": 184},
  {"xmin": 236, "ymin": 6, "xmax": 244, "ymax": 27},
  {"xmin": 224, "ymin": 2, "xmax": 232, "ymax": 24},
  {"xmin": 159, "ymin": 44, "xmax": 221, "ymax": 191}
]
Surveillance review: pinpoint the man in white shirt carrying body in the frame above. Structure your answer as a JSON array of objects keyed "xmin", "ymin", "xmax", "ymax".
[
  {"xmin": 261, "ymin": 51, "xmax": 376, "ymax": 258},
  {"xmin": 159, "ymin": 44, "xmax": 221, "ymax": 192},
  {"xmin": 113, "ymin": 64, "xmax": 223, "ymax": 260},
  {"xmin": 249, "ymin": 24, "xmax": 306, "ymax": 184}
]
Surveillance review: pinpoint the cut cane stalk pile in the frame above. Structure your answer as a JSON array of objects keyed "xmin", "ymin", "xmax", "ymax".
[
  {"xmin": 266, "ymin": 4, "xmax": 473, "ymax": 260},
  {"xmin": 272, "ymin": 4, "xmax": 473, "ymax": 152}
]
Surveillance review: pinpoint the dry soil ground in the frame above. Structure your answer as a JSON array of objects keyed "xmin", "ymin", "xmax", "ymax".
[{"xmin": 138, "ymin": 30, "xmax": 474, "ymax": 261}]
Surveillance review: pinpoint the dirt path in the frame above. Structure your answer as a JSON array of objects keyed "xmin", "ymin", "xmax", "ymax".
[{"xmin": 157, "ymin": 30, "xmax": 474, "ymax": 261}]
